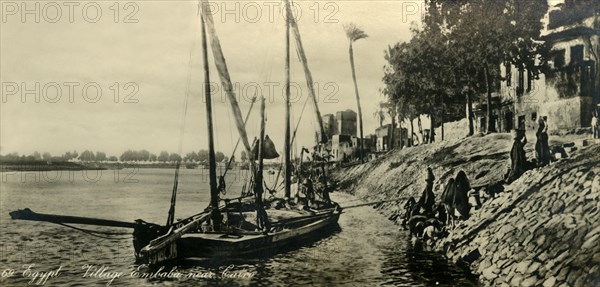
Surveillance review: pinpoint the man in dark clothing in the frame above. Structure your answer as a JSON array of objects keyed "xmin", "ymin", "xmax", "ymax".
[
  {"xmin": 535, "ymin": 117, "xmax": 550, "ymax": 166},
  {"xmin": 417, "ymin": 167, "xmax": 436, "ymax": 215}
]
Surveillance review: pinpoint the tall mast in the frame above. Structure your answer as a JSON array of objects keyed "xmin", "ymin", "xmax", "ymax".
[
  {"xmin": 284, "ymin": 0, "xmax": 292, "ymax": 198},
  {"xmin": 200, "ymin": 0, "xmax": 256, "ymax": 173},
  {"xmin": 201, "ymin": 15, "xmax": 220, "ymax": 229},
  {"xmin": 285, "ymin": 2, "xmax": 327, "ymax": 144},
  {"xmin": 255, "ymin": 97, "xmax": 270, "ymax": 231}
]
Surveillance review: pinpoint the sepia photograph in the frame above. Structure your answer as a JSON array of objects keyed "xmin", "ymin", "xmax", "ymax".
[{"xmin": 0, "ymin": 0, "xmax": 599, "ymax": 286}]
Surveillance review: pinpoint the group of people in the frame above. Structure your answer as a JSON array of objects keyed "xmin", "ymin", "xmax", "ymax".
[
  {"xmin": 402, "ymin": 167, "xmax": 477, "ymax": 244},
  {"xmin": 274, "ymin": 165, "xmax": 335, "ymax": 210},
  {"xmin": 506, "ymin": 116, "xmax": 551, "ymax": 183}
]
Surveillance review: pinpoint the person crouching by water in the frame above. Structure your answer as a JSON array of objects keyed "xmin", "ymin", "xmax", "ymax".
[
  {"xmin": 535, "ymin": 117, "xmax": 550, "ymax": 167},
  {"xmin": 505, "ymin": 129, "xmax": 533, "ymax": 183},
  {"xmin": 417, "ymin": 167, "xmax": 436, "ymax": 216}
]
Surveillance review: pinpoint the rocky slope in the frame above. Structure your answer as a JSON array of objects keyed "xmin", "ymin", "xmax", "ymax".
[{"xmin": 331, "ymin": 132, "xmax": 600, "ymax": 286}]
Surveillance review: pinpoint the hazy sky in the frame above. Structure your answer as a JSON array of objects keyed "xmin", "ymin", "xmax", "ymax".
[{"xmin": 1, "ymin": 0, "xmax": 424, "ymax": 158}]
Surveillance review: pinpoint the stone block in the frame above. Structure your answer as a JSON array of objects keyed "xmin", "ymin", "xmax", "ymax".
[{"xmin": 542, "ymin": 276, "xmax": 556, "ymax": 287}]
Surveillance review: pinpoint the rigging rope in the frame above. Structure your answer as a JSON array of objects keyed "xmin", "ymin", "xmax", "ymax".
[
  {"xmin": 166, "ymin": 10, "xmax": 201, "ymax": 225},
  {"xmin": 54, "ymin": 223, "xmax": 131, "ymax": 240}
]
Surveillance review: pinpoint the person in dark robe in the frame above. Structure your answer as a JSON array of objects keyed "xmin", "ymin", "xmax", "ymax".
[
  {"xmin": 535, "ymin": 117, "xmax": 550, "ymax": 166},
  {"xmin": 417, "ymin": 167, "xmax": 436, "ymax": 216},
  {"xmin": 453, "ymin": 171, "xmax": 471, "ymax": 220},
  {"xmin": 506, "ymin": 129, "xmax": 531, "ymax": 183},
  {"xmin": 439, "ymin": 178, "xmax": 455, "ymax": 225},
  {"xmin": 302, "ymin": 177, "xmax": 315, "ymax": 207},
  {"xmin": 401, "ymin": 197, "xmax": 417, "ymax": 230}
]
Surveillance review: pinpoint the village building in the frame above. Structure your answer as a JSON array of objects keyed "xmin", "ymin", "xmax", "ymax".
[
  {"xmin": 322, "ymin": 114, "xmax": 337, "ymax": 139},
  {"xmin": 320, "ymin": 110, "xmax": 358, "ymax": 162},
  {"xmin": 336, "ymin": 110, "xmax": 358, "ymax": 136},
  {"xmin": 473, "ymin": 1, "xmax": 599, "ymax": 133},
  {"xmin": 375, "ymin": 124, "xmax": 408, "ymax": 152}
]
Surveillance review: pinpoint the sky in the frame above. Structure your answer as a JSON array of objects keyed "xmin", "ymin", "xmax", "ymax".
[{"xmin": 0, "ymin": 0, "xmax": 424, "ymax": 158}]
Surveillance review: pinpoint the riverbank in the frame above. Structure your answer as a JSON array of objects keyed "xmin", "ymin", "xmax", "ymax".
[
  {"xmin": 331, "ymin": 131, "xmax": 600, "ymax": 286},
  {"xmin": 0, "ymin": 161, "xmax": 105, "ymax": 171}
]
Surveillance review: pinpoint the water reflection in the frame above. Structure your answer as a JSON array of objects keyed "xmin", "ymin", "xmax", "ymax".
[{"xmin": 1, "ymin": 169, "xmax": 479, "ymax": 286}]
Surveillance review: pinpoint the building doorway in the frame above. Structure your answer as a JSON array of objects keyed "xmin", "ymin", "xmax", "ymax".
[
  {"xmin": 518, "ymin": 115, "xmax": 526, "ymax": 130},
  {"xmin": 504, "ymin": 111, "xmax": 514, "ymax": 132}
]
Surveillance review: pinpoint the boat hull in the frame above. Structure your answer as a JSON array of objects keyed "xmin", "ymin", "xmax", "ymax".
[
  {"xmin": 178, "ymin": 211, "xmax": 340, "ymax": 258},
  {"xmin": 140, "ymin": 209, "xmax": 341, "ymax": 264}
]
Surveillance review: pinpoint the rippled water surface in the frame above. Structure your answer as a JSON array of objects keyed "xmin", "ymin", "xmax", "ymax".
[{"xmin": 0, "ymin": 168, "xmax": 480, "ymax": 286}]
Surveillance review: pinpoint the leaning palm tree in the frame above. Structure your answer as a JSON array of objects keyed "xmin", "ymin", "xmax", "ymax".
[{"xmin": 344, "ymin": 23, "xmax": 368, "ymax": 163}]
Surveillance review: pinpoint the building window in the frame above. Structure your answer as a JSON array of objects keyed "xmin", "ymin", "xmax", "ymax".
[
  {"xmin": 527, "ymin": 70, "xmax": 533, "ymax": 92},
  {"xmin": 532, "ymin": 112, "xmax": 537, "ymax": 121},
  {"xmin": 570, "ymin": 45, "xmax": 584, "ymax": 64},
  {"xmin": 506, "ymin": 62, "xmax": 512, "ymax": 86},
  {"xmin": 554, "ymin": 49, "xmax": 565, "ymax": 68},
  {"xmin": 518, "ymin": 116, "xmax": 526, "ymax": 130},
  {"xmin": 517, "ymin": 68, "xmax": 525, "ymax": 97}
]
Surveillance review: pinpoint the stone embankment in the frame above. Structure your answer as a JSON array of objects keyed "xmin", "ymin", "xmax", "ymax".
[{"xmin": 331, "ymin": 132, "xmax": 600, "ymax": 286}]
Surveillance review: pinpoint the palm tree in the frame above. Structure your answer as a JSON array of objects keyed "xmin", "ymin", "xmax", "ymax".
[
  {"xmin": 373, "ymin": 101, "xmax": 386, "ymax": 128},
  {"xmin": 344, "ymin": 23, "xmax": 368, "ymax": 163}
]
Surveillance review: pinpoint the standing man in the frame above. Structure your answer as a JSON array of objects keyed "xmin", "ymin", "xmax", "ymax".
[
  {"xmin": 536, "ymin": 117, "xmax": 550, "ymax": 166},
  {"xmin": 592, "ymin": 111, "xmax": 598, "ymax": 139}
]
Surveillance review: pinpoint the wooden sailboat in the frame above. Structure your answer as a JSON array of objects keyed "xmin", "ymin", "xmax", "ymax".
[
  {"xmin": 10, "ymin": 0, "xmax": 341, "ymax": 265},
  {"xmin": 137, "ymin": 0, "xmax": 341, "ymax": 264}
]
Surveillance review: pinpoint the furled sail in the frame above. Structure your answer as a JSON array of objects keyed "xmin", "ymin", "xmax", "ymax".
[
  {"xmin": 251, "ymin": 135, "xmax": 280, "ymax": 160},
  {"xmin": 200, "ymin": 0, "xmax": 255, "ymax": 165},
  {"xmin": 285, "ymin": 2, "xmax": 328, "ymax": 143}
]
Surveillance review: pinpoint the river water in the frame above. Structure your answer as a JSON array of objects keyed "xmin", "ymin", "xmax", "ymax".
[{"xmin": 0, "ymin": 168, "xmax": 479, "ymax": 286}]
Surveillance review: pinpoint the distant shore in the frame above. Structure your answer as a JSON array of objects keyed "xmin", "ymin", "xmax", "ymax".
[{"xmin": 0, "ymin": 161, "xmax": 259, "ymax": 172}]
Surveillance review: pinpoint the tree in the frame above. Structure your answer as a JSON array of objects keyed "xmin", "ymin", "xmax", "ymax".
[
  {"xmin": 79, "ymin": 150, "xmax": 95, "ymax": 161},
  {"xmin": 240, "ymin": 151, "xmax": 247, "ymax": 162},
  {"xmin": 149, "ymin": 153, "xmax": 157, "ymax": 162},
  {"xmin": 108, "ymin": 156, "xmax": 118, "ymax": 162},
  {"xmin": 184, "ymin": 151, "xmax": 199, "ymax": 162},
  {"xmin": 32, "ymin": 151, "xmax": 41, "ymax": 160},
  {"xmin": 197, "ymin": 150, "xmax": 209, "ymax": 162},
  {"xmin": 432, "ymin": 0, "xmax": 549, "ymax": 133},
  {"xmin": 214, "ymin": 151, "xmax": 225, "ymax": 163},
  {"xmin": 138, "ymin": 150, "xmax": 150, "ymax": 161},
  {"xmin": 157, "ymin": 151, "xmax": 169, "ymax": 162},
  {"xmin": 373, "ymin": 102, "xmax": 386, "ymax": 128},
  {"xmin": 42, "ymin": 152, "xmax": 52, "ymax": 161},
  {"xmin": 95, "ymin": 152, "xmax": 107, "ymax": 161},
  {"xmin": 383, "ymin": 27, "xmax": 455, "ymax": 145},
  {"xmin": 344, "ymin": 22, "xmax": 368, "ymax": 163},
  {"xmin": 169, "ymin": 153, "xmax": 182, "ymax": 162},
  {"xmin": 120, "ymin": 150, "xmax": 133, "ymax": 161},
  {"xmin": 63, "ymin": 151, "xmax": 78, "ymax": 161}
]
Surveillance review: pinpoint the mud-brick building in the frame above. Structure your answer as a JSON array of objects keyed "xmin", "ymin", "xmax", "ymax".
[
  {"xmin": 475, "ymin": 1, "xmax": 599, "ymax": 133},
  {"xmin": 375, "ymin": 124, "xmax": 408, "ymax": 152},
  {"xmin": 320, "ymin": 109, "xmax": 359, "ymax": 162}
]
